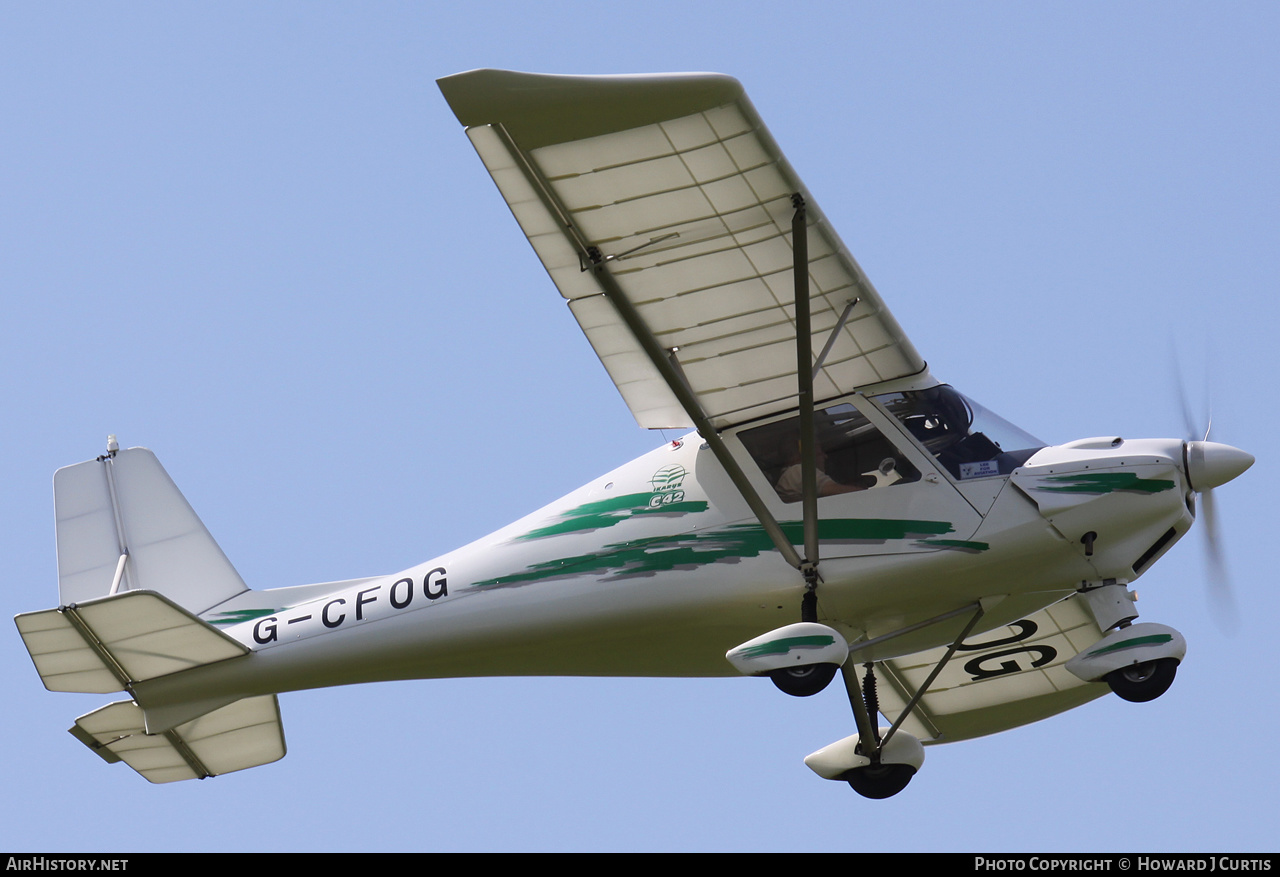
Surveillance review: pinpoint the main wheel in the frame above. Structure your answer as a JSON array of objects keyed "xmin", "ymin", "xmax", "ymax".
[
  {"xmin": 769, "ymin": 662, "xmax": 839, "ymax": 697},
  {"xmin": 845, "ymin": 763, "xmax": 916, "ymax": 799},
  {"xmin": 1105, "ymin": 658, "xmax": 1178, "ymax": 703}
]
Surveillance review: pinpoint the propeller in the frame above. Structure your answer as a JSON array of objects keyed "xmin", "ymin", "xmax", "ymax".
[{"xmin": 1174, "ymin": 357, "xmax": 1253, "ymax": 632}]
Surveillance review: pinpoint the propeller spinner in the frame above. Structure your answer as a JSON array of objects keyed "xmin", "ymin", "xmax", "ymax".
[{"xmin": 1182, "ymin": 439, "xmax": 1253, "ymax": 632}]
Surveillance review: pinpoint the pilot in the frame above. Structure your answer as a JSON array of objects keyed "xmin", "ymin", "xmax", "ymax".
[{"xmin": 775, "ymin": 441, "xmax": 865, "ymax": 503}]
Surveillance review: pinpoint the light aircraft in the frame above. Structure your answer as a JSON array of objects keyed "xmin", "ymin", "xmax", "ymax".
[{"xmin": 16, "ymin": 69, "xmax": 1254, "ymax": 799}]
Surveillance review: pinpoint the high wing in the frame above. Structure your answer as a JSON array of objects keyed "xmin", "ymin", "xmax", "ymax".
[
  {"xmin": 871, "ymin": 594, "xmax": 1110, "ymax": 744},
  {"xmin": 438, "ymin": 69, "xmax": 924, "ymax": 431}
]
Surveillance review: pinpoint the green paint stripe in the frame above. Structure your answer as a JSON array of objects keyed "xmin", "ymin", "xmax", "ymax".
[
  {"xmin": 1086, "ymin": 633, "xmax": 1175, "ymax": 657},
  {"xmin": 556, "ymin": 493, "xmax": 657, "ymax": 515},
  {"xmin": 475, "ymin": 518, "xmax": 959, "ymax": 588},
  {"xmin": 780, "ymin": 518, "xmax": 955, "ymax": 541},
  {"xmin": 737, "ymin": 635, "xmax": 837, "ymax": 658},
  {"xmin": 916, "ymin": 539, "xmax": 990, "ymax": 552},
  {"xmin": 1037, "ymin": 473, "xmax": 1175, "ymax": 495},
  {"xmin": 208, "ymin": 607, "xmax": 282, "ymax": 626},
  {"xmin": 518, "ymin": 494, "xmax": 709, "ymax": 539},
  {"xmin": 632, "ymin": 501, "xmax": 711, "ymax": 517}
]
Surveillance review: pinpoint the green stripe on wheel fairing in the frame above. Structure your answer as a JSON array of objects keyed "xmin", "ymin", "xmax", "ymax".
[
  {"xmin": 735, "ymin": 635, "xmax": 837, "ymax": 658},
  {"xmin": 1086, "ymin": 633, "xmax": 1174, "ymax": 657}
]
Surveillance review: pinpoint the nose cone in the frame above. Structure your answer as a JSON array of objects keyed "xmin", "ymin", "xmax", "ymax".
[{"xmin": 1185, "ymin": 441, "xmax": 1255, "ymax": 491}]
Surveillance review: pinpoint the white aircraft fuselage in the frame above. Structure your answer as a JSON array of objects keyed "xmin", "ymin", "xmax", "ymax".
[{"xmin": 133, "ymin": 393, "xmax": 1197, "ymax": 725}]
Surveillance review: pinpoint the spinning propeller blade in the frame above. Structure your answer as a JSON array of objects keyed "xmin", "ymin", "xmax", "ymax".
[
  {"xmin": 1198, "ymin": 487, "xmax": 1237, "ymax": 633},
  {"xmin": 1173, "ymin": 354, "xmax": 1252, "ymax": 633}
]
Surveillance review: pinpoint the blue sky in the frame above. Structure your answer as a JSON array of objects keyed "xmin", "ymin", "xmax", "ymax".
[{"xmin": 2, "ymin": 3, "xmax": 1277, "ymax": 852}]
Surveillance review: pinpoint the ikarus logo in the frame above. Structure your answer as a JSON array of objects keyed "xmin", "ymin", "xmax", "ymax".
[{"xmin": 649, "ymin": 465, "xmax": 688, "ymax": 507}]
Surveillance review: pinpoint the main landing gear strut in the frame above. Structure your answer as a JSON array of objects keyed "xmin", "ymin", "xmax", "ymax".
[
  {"xmin": 840, "ymin": 663, "xmax": 918, "ymax": 799},
  {"xmin": 799, "ymin": 660, "xmax": 927, "ymax": 799},
  {"xmin": 728, "ymin": 602, "xmax": 993, "ymax": 799},
  {"xmin": 802, "ymin": 603, "xmax": 989, "ymax": 799}
]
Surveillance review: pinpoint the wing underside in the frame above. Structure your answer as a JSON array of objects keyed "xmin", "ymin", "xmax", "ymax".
[
  {"xmin": 874, "ymin": 594, "xmax": 1110, "ymax": 744},
  {"xmin": 439, "ymin": 69, "xmax": 924, "ymax": 430}
]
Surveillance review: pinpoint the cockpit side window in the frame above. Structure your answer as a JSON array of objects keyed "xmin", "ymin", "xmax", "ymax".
[
  {"xmin": 873, "ymin": 386, "xmax": 1046, "ymax": 480},
  {"xmin": 739, "ymin": 403, "xmax": 921, "ymax": 503}
]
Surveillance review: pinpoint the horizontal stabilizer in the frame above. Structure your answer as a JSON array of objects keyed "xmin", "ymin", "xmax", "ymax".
[
  {"xmin": 15, "ymin": 590, "xmax": 248, "ymax": 694},
  {"xmin": 70, "ymin": 696, "xmax": 285, "ymax": 783}
]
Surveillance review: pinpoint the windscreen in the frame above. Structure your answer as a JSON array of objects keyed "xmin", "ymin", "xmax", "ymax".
[{"xmin": 873, "ymin": 386, "xmax": 1045, "ymax": 480}]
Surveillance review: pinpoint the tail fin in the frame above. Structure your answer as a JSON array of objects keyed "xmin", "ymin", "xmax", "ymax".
[
  {"xmin": 17, "ymin": 443, "xmax": 286, "ymax": 783},
  {"xmin": 54, "ymin": 444, "xmax": 247, "ymax": 615}
]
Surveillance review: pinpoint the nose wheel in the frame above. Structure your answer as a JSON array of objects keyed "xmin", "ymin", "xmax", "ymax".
[
  {"xmin": 1066, "ymin": 622, "xmax": 1186, "ymax": 703},
  {"xmin": 1105, "ymin": 658, "xmax": 1179, "ymax": 703}
]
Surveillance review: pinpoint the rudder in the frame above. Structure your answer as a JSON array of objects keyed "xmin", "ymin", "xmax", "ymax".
[{"xmin": 54, "ymin": 441, "xmax": 248, "ymax": 615}]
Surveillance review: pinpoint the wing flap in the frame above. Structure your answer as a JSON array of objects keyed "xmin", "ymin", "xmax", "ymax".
[{"xmin": 441, "ymin": 69, "xmax": 924, "ymax": 430}]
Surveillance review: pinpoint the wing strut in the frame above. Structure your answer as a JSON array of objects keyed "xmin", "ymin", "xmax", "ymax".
[
  {"xmin": 482, "ymin": 122, "xmax": 804, "ymax": 572},
  {"xmin": 585, "ymin": 250, "xmax": 802, "ymax": 572},
  {"xmin": 877, "ymin": 604, "xmax": 985, "ymax": 750},
  {"xmin": 793, "ymin": 194, "xmax": 824, "ymax": 619},
  {"xmin": 792, "ymin": 193, "xmax": 821, "ymax": 622},
  {"xmin": 813, "ymin": 298, "xmax": 860, "ymax": 377},
  {"xmin": 840, "ymin": 602, "xmax": 986, "ymax": 758}
]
